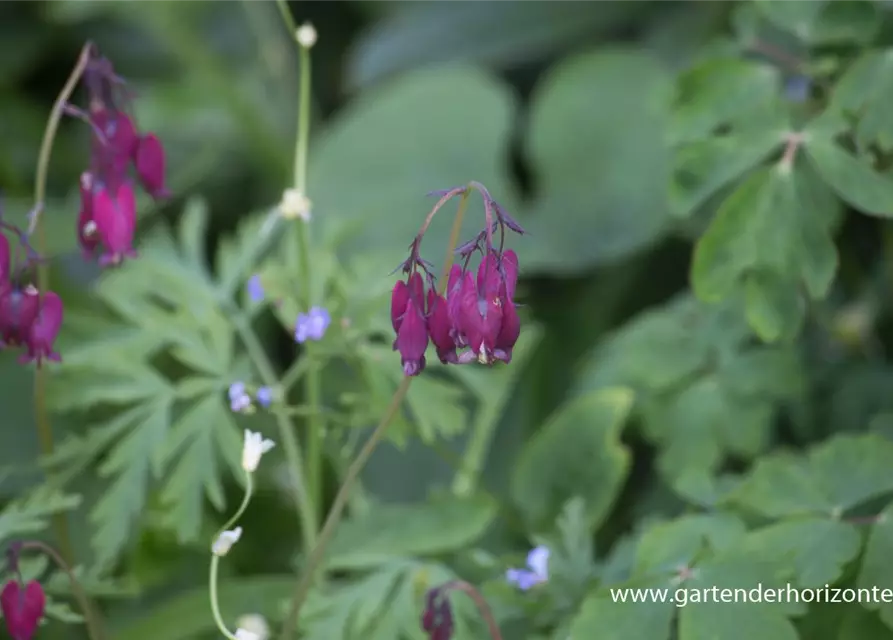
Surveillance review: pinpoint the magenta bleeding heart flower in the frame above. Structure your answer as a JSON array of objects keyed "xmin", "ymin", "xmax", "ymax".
[
  {"xmin": 0, "ymin": 579, "xmax": 45, "ymax": 640},
  {"xmin": 65, "ymin": 45, "xmax": 171, "ymax": 269},
  {"xmin": 389, "ymin": 185, "xmax": 523, "ymax": 376},
  {"xmin": 0, "ymin": 222, "xmax": 64, "ymax": 366}
]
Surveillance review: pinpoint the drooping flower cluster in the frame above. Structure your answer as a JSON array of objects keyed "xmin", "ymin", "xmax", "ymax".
[
  {"xmin": 421, "ymin": 586, "xmax": 454, "ymax": 640},
  {"xmin": 71, "ymin": 45, "xmax": 170, "ymax": 267},
  {"xmin": 391, "ymin": 187, "xmax": 523, "ymax": 376},
  {"xmin": 0, "ymin": 227, "xmax": 63, "ymax": 366}
]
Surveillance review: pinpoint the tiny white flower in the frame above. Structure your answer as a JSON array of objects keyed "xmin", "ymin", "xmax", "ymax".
[
  {"xmin": 236, "ymin": 614, "xmax": 270, "ymax": 640},
  {"xmin": 212, "ymin": 527, "xmax": 242, "ymax": 556},
  {"xmin": 242, "ymin": 430, "xmax": 276, "ymax": 473},
  {"xmin": 279, "ymin": 188, "xmax": 312, "ymax": 221},
  {"xmin": 234, "ymin": 629, "xmax": 261, "ymax": 640},
  {"xmin": 296, "ymin": 22, "xmax": 317, "ymax": 49}
]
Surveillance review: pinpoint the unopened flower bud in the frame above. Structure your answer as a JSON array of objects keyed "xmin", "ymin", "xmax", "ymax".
[
  {"xmin": 212, "ymin": 527, "xmax": 242, "ymax": 556},
  {"xmin": 279, "ymin": 188, "xmax": 311, "ymax": 221},
  {"xmin": 236, "ymin": 614, "xmax": 270, "ymax": 640},
  {"xmin": 296, "ymin": 23, "xmax": 317, "ymax": 49}
]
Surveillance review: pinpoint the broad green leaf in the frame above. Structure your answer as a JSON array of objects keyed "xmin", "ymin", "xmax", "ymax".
[
  {"xmin": 0, "ymin": 487, "xmax": 81, "ymax": 543},
  {"xmin": 569, "ymin": 592, "xmax": 674, "ymax": 640},
  {"xmin": 692, "ymin": 163, "xmax": 838, "ymax": 336},
  {"xmin": 831, "ymin": 49, "xmax": 893, "ymax": 151},
  {"xmin": 511, "ymin": 387, "xmax": 633, "ymax": 530},
  {"xmin": 729, "ymin": 434, "xmax": 893, "ymax": 518},
  {"xmin": 325, "ymin": 494, "xmax": 497, "ymax": 570},
  {"xmin": 670, "ymin": 129, "xmax": 783, "ymax": 218},
  {"xmin": 805, "ymin": 130, "xmax": 893, "ymax": 218},
  {"xmin": 670, "ymin": 58, "xmax": 780, "ymax": 144},
  {"xmin": 753, "ymin": 0, "xmax": 826, "ymax": 40},
  {"xmin": 678, "ymin": 554, "xmax": 801, "ymax": 640},
  {"xmin": 744, "ymin": 271, "xmax": 804, "ymax": 343},
  {"xmin": 404, "ymin": 375, "xmax": 468, "ymax": 444},
  {"xmin": 158, "ymin": 395, "xmax": 242, "ymax": 543},
  {"xmin": 857, "ymin": 501, "xmax": 893, "ymax": 630},
  {"xmin": 521, "ymin": 49, "xmax": 673, "ymax": 271},
  {"xmin": 345, "ymin": 2, "xmax": 644, "ymax": 89},
  {"xmin": 309, "ymin": 66, "xmax": 518, "ymax": 268},
  {"xmin": 90, "ymin": 397, "xmax": 173, "ymax": 568},
  {"xmin": 737, "ymin": 519, "xmax": 860, "ymax": 587},
  {"xmin": 578, "ymin": 294, "xmax": 753, "ymax": 394},
  {"xmin": 635, "ymin": 513, "xmax": 747, "ymax": 574}
]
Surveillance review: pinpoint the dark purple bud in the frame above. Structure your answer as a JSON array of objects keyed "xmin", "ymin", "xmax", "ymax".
[
  {"xmin": 0, "ymin": 579, "xmax": 45, "ymax": 640},
  {"xmin": 427, "ymin": 288, "xmax": 457, "ymax": 364},
  {"xmin": 420, "ymin": 587, "xmax": 454, "ymax": 640},
  {"xmin": 77, "ymin": 172, "xmax": 100, "ymax": 260},
  {"xmin": 19, "ymin": 291, "xmax": 63, "ymax": 366},
  {"xmin": 0, "ymin": 285, "xmax": 40, "ymax": 347},
  {"xmin": 94, "ymin": 181, "xmax": 137, "ymax": 267},
  {"xmin": 493, "ymin": 202, "xmax": 526, "ymax": 235},
  {"xmin": 134, "ymin": 133, "xmax": 171, "ymax": 199}
]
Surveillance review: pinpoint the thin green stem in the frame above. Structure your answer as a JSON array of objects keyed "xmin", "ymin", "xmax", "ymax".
[
  {"xmin": 29, "ymin": 41, "xmax": 94, "ymax": 566},
  {"xmin": 21, "ymin": 541, "xmax": 105, "ymax": 640},
  {"xmin": 230, "ymin": 311, "xmax": 318, "ymax": 548},
  {"xmin": 219, "ymin": 471, "xmax": 253, "ymax": 534},
  {"xmin": 209, "ymin": 556, "xmax": 238, "ymax": 640},
  {"xmin": 277, "ymin": 1, "xmax": 325, "ymax": 535},
  {"xmin": 279, "ymin": 190, "xmax": 472, "ymax": 639}
]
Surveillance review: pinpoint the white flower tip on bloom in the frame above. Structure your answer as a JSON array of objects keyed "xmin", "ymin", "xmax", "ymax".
[
  {"xmin": 234, "ymin": 629, "xmax": 261, "ymax": 640},
  {"xmin": 236, "ymin": 614, "xmax": 270, "ymax": 640},
  {"xmin": 242, "ymin": 429, "xmax": 276, "ymax": 473},
  {"xmin": 212, "ymin": 526, "xmax": 242, "ymax": 556},
  {"xmin": 296, "ymin": 22, "xmax": 317, "ymax": 49},
  {"xmin": 279, "ymin": 188, "xmax": 312, "ymax": 221}
]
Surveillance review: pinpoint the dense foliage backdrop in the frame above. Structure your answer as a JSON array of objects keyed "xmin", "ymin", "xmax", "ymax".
[{"xmin": 5, "ymin": 1, "xmax": 893, "ymax": 639}]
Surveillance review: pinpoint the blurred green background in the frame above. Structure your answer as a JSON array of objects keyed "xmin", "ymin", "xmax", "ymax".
[{"xmin": 6, "ymin": 1, "xmax": 893, "ymax": 639}]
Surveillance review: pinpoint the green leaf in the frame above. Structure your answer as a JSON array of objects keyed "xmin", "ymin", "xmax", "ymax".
[
  {"xmin": 404, "ymin": 375, "xmax": 468, "ymax": 444},
  {"xmin": 831, "ymin": 49, "xmax": 893, "ymax": 151},
  {"xmin": 729, "ymin": 434, "xmax": 893, "ymax": 518},
  {"xmin": 511, "ymin": 387, "xmax": 633, "ymax": 530},
  {"xmin": 0, "ymin": 487, "xmax": 81, "ymax": 543},
  {"xmin": 692, "ymin": 162, "xmax": 838, "ymax": 337},
  {"xmin": 158, "ymin": 395, "xmax": 242, "ymax": 543},
  {"xmin": 678, "ymin": 553, "xmax": 800, "ymax": 640},
  {"xmin": 309, "ymin": 66, "xmax": 518, "ymax": 268},
  {"xmin": 345, "ymin": 2, "xmax": 645, "ymax": 90},
  {"xmin": 670, "ymin": 129, "xmax": 783, "ymax": 218},
  {"xmin": 670, "ymin": 58, "xmax": 780, "ymax": 144},
  {"xmin": 857, "ymin": 501, "xmax": 893, "ymax": 630},
  {"xmin": 744, "ymin": 271, "xmax": 804, "ymax": 343},
  {"xmin": 569, "ymin": 591, "xmax": 674, "ymax": 640},
  {"xmin": 635, "ymin": 513, "xmax": 747, "ymax": 574},
  {"xmin": 737, "ymin": 518, "xmax": 860, "ymax": 588},
  {"xmin": 521, "ymin": 49, "xmax": 672, "ymax": 272},
  {"xmin": 325, "ymin": 494, "xmax": 497, "ymax": 570},
  {"xmin": 89, "ymin": 397, "xmax": 173, "ymax": 568},
  {"xmin": 804, "ymin": 126, "xmax": 893, "ymax": 218},
  {"xmin": 753, "ymin": 0, "xmax": 827, "ymax": 40}
]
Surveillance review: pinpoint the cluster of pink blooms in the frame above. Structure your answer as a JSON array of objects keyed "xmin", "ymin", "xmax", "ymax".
[
  {"xmin": 74, "ymin": 45, "xmax": 169, "ymax": 265},
  {"xmin": 0, "ymin": 44, "xmax": 169, "ymax": 369},
  {"xmin": 390, "ymin": 188, "xmax": 523, "ymax": 376}
]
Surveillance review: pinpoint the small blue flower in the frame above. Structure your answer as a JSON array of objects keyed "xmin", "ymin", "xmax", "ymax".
[
  {"xmin": 247, "ymin": 274, "xmax": 264, "ymax": 302},
  {"xmin": 506, "ymin": 545, "xmax": 549, "ymax": 591},
  {"xmin": 784, "ymin": 75, "xmax": 810, "ymax": 103},
  {"xmin": 295, "ymin": 306, "xmax": 331, "ymax": 343},
  {"xmin": 228, "ymin": 381, "xmax": 251, "ymax": 413},
  {"xmin": 256, "ymin": 386, "xmax": 273, "ymax": 408}
]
